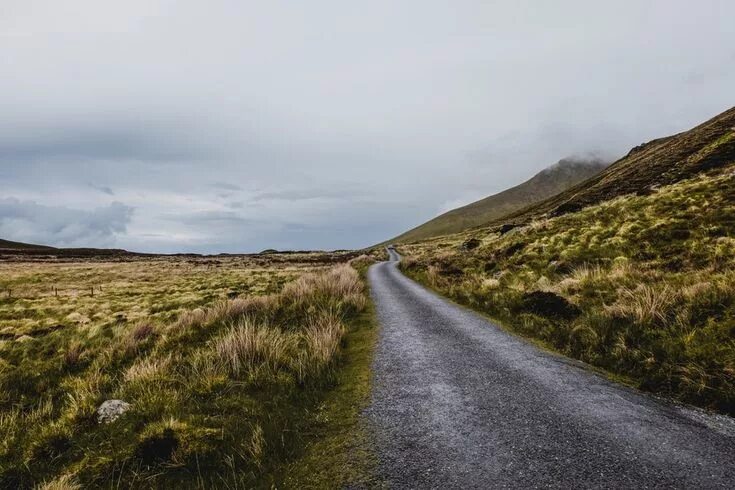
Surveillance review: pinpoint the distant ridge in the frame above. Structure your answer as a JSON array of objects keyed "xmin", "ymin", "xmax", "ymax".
[
  {"xmin": 389, "ymin": 157, "xmax": 609, "ymax": 243},
  {"xmin": 0, "ymin": 238, "xmax": 142, "ymax": 258},
  {"xmin": 0, "ymin": 239, "xmax": 55, "ymax": 251}
]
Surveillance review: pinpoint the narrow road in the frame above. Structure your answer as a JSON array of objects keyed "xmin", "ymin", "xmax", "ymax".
[{"xmin": 365, "ymin": 249, "xmax": 735, "ymax": 488}]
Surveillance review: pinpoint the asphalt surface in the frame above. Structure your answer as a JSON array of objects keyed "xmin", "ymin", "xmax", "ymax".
[{"xmin": 365, "ymin": 248, "xmax": 735, "ymax": 489}]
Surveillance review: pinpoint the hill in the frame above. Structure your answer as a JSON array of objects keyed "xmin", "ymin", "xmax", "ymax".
[
  {"xmin": 396, "ymin": 105, "xmax": 735, "ymax": 414},
  {"xmin": 0, "ymin": 239, "xmax": 55, "ymax": 251},
  {"xmin": 390, "ymin": 157, "xmax": 609, "ymax": 243},
  {"xmin": 0, "ymin": 239, "xmax": 141, "ymax": 259},
  {"xmin": 490, "ymin": 106, "xmax": 735, "ymax": 228}
]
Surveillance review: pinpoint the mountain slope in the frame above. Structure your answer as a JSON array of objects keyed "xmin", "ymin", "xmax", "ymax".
[
  {"xmin": 391, "ymin": 158, "xmax": 609, "ymax": 243},
  {"xmin": 493, "ymin": 106, "xmax": 735, "ymax": 227}
]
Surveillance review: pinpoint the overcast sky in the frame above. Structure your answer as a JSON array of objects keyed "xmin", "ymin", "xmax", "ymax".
[{"xmin": 1, "ymin": 1, "xmax": 733, "ymax": 253}]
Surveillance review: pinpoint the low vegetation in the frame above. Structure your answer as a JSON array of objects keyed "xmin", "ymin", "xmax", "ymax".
[
  {"xmin": 0, "ymin": 253, "xmax": 379, "ymax": 487},
  {"xmin": 399, "ymin": 166, "xmax": 735, "ymax": 414},
  {"xmin": 0, "ymin": 256, "xmax": 311, "ymax": 339}
]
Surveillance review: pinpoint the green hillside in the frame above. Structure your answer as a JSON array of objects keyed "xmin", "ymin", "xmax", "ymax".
[
  {"xmin": 390, "ymin": 158, "xmax": 609, "ymax": 244},
  {"xmin": 396, "ymin": 105, "xmax": 735, "ymax": 413}
]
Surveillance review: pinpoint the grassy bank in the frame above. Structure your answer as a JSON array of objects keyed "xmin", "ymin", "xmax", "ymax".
[
  {"xmin": 0, "ymin": 254, "xmax": 378, "ymax": 488},
  {"xmin": 399, "ymin": 167, "xmax": 735, "ymax": 414},
  {"xmin": 281, "ymin": 259, "xmax": 380, "ymax": 488}
]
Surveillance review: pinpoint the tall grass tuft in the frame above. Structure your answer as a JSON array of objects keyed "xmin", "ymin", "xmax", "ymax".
[
  {"xmin": 36, "ymin": 474, "xmax": 82, "ymax": 490},
  {"xmin": 214, "ymin": 319, "xmax": 294, "ymax": 377},
  {"xmin": 605, "ymin": 284, "xmax": 678, "ymax": 326},
  {"xmin": 296, "ymin": 312, "xmax": 346, "ymax": 384}
]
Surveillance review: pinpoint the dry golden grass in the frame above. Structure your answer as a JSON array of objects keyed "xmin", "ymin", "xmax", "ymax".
[
  {"xmin": 605, "ymin": 284, "xmax": 678, "ymax": 326},
  {"xmin": 0, "ymin": 253, "xmax": 368, "ymax": 487},
  {"xmin": 215, "ymin": 319, "xmax": 293, "ymax": 377},
  {"xmin": 35, "ymin": 474, "xmax": 81, "ymax": 490},
  {"xmin": 297, "ymin": 313, "xmax": 347, "ymax": 383},
  {"xmin": 0, "ymin": 255, "xmax": 313, "ymax": 339}
]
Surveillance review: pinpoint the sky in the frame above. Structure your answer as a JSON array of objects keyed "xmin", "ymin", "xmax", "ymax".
[{"xmin": 1, "ymin": 1, "xmax": 734, "ymax": 253}]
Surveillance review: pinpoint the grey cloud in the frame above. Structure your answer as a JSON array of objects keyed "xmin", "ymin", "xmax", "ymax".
[
  {"xmin": 212, "ymin": 182, "xmax": 243, "ymax": 191},
  {"xmin": 162, "ymin": 210, "xmax": 260, "ymax": 227},
  {"xmin": 0, "ymin": 199, "xmax": 133, "ymax": 247},
  {"xmin": 89, "ymin": 183, "xmax": 115, "ymax": 195},
  {"xmin": 0, "ymin": 1, "xmax": 733, "ymax": 252},
  {"xmin": 0, "ymin": 121, "xmax": 213, "ymax": 163},
  {"xmin": 250, "ymin": 187, "xmax": 365, "ymax": 202}
]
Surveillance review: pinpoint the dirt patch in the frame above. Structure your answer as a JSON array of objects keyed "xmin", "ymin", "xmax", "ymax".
[
  {"xmin": 520, "ymin": 291, "xmax": 580, "ymax": 320},
  {"xmin": 135, "ymin": 429, "xmax": 179, "ymax": 465},
  {"xmin": 460, "ymin": 238, "xmax": 481, "ymax": 251}
]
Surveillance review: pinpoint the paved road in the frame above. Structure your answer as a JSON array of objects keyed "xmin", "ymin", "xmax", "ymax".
[{"xmin": 365, "ymin": 249, "xmax": 735, "ymax": 488}]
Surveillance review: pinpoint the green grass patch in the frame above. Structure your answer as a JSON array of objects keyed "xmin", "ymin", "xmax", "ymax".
[{"xmin": 280, "ymin": 299, "xmax": 379, "ymax": 488}]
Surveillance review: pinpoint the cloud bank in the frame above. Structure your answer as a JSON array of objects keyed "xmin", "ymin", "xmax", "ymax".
[
  {"xmin": 0, "ymin": 199, "xmax": 133, "ymax": 247},
  {"xmin": 1, "ymin": 1, "xmax": 734, "ymax": 252}
]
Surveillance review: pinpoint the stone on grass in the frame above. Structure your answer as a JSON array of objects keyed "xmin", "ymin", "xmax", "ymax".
[{"xmin": 97, "ymin": 399, "xmax": 131, "ymax": 424}]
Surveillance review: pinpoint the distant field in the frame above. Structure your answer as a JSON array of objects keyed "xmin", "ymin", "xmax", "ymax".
[
  {"xmin": 0, "ymin": 256, "xmax": 308, "ymax": 339},
  {"xmin": 0, "ymin": 251, "xmax": 380, "ymax": 488}
]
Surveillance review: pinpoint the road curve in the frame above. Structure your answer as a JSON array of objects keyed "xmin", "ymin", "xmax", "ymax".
[{"xmin": 365, "ymin": 249, "xmax": 735, "ymax": 488}]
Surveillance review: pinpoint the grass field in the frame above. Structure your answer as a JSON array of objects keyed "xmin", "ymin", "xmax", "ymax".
[
  {"xmin": 0, "ymin": 257, "xmax": 308, "ymax": 339},
  {"xmin": 399, "ymin": 165, "xmax": 735, "ymax": 414},
  {"xmin": 0, "ymin": 252, "xmax": 381, "ymax": 488}
]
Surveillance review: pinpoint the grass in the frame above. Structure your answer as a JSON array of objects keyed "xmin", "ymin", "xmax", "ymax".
[
  {"xmin": 398, "ymin": 165, "xmax": 735, "ymax": 414},
  {"xmin": 280, "ymin": 265, "xmax": 380, "ymax": 487},
  {"xmin": 0, "ymin": 252, "xmax": 381, "ymax": 488},
  {"xmin": 0, "ymin": 257, "xmax": 309, "ymax": 339}
]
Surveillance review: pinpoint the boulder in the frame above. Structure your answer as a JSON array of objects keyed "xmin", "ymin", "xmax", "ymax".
[{"xmin": 97, "ymin": 399, "xmax": 131, "ymax": 424}]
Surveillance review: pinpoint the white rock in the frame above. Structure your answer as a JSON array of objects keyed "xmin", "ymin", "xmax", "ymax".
[{"xmin": 97, "ymin": 399, "xmax": 131, "ymax": 424}]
